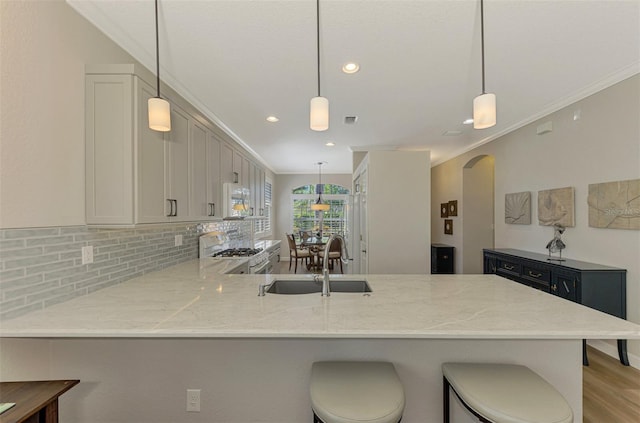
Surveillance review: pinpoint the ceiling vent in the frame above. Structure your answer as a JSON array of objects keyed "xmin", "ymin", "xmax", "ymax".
[{"xmin": 344, "ymin": 116, "xmax": 358, "ymax": 125}]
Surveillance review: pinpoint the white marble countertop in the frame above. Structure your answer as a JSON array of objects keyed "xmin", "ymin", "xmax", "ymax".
[{"xmin": 1, "ymin": 259, "xmax": 639, "ymax": 339}]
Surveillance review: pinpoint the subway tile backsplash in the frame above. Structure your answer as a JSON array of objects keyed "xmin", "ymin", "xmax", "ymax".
[{"xmin": 0, "ymin": 221, "xmax": 252, "ymax": 321}]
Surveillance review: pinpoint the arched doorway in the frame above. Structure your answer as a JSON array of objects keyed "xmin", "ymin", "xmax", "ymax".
[{"xmin": 462, "ymin": 155, "xmax": 495, "ymax": 273}]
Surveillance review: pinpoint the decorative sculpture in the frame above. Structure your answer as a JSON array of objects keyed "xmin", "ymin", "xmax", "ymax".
[{"xmin": 546, "ymin": 224, "xmax": 566, "ymax": 261}]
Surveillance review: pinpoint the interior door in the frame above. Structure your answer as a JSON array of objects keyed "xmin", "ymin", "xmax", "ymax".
[{"xmin": 359, "ymin": 169, "xmax": 368, "ymax": 274}]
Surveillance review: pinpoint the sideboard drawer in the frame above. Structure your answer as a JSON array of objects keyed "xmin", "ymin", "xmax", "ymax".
[
  {"xmin": 522, "ymin": 265, "xmax": 551, "ymax": 290},
  {"xmin": 496, "ymin": 258, "xmax": 521, "ymax": 278}
]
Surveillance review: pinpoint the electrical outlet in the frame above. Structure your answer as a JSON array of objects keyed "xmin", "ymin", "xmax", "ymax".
[
  {"xmin": 81, "ymin": 246, "xmax": 94, "ymax": 264},
  {"xmin": 175, "ymin": 235, "xmax": 183, "ymax": 247},
  {"xmin": 186, "ymin": 389, "xmax": 200, "ymax": 412}
]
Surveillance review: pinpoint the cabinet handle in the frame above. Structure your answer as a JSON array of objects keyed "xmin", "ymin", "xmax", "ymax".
[
  {"xmin": 250, "ymin": 207, "xmax": 254, "ymax": 216},
  {"xmin": 167, "ymin": 199, "xmax": 175, "ymax": 217},
  {"xmin": 260, "ymin": 208, "xmax": 264, "ymax": 216},
  {"xmin": 173, "ymin": 200, "xmax": 178, "ymax": 216},
  {"xmin": 551, "ymin": 284, "xmax": 558, "ymax": 292},
  {"xmin": 208, "ymin": 203, "xmax": 215, "ymax": 216},
  {"xmin": 563, "ymin": 281, "xmax": 570, "ymax": 292},
  {"xmin": 233, "ymin": 172, "xmax": 239, "ymax": 184},
  {"xmin": 528, "ymin": 270, "xmax": 542, "ymax": 278},
  {"xmin": 503, "ymin": 264, "xmax": 514, "ymax": 270}
]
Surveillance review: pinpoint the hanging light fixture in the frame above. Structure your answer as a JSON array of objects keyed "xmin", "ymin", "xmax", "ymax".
[
  {"xmin": 148, "ymin": 0, "xmax": 171, "ymax": 132},
  {"xmin": 310, "ymin": 0, "xmax": 329, "ymax": 131},
  {"xmin": 473, "ymin": 0, "xmax": 496, "ymax": 129},
  {"xmin": 310, "ymin": 162, "xmax": 330, "ymax": 211}
]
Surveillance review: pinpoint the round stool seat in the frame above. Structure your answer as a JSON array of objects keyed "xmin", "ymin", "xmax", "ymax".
[
  {"xmin": 310, "ymin": 361, "xmax": 405, "ymax": 423},
  {"xmin": 442, "ymin": 363, "xmax": 573, "ymax": 423}
]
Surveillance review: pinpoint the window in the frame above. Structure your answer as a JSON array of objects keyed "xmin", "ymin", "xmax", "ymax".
[{"xmin": 291, "ymin": 184, "xmax": 350, "ymax": 237}]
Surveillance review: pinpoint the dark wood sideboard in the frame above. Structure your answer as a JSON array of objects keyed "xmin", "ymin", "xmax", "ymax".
[{"xmin": 483, "ymin": 248, "xmax": 628, "ymax": 366}]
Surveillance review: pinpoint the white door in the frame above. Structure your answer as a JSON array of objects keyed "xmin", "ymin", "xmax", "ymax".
[{"xmin": 359, "ymin": 169, "xmax": 368, "ymax": 274}]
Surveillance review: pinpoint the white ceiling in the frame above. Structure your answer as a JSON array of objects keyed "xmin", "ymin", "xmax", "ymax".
[{"xmin": 67, "ymin": 0, "xmax": 640, "ymax": 174}]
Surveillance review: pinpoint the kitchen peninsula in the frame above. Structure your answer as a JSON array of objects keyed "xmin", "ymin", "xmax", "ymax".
[{"xmin": 1, "ymin": 260, "xmax": 639, "ymax": 423}]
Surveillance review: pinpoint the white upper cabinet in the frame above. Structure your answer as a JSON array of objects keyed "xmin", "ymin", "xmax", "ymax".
[{"xmin": 85, "ymin": 64, "xmax": 265, "ymax": 226}]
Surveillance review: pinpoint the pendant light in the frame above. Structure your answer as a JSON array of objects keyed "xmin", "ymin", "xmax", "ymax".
[
  {"xmin": 310, "ymin": 162, "xmax": 330, "ymax": 211},
  {"xmin": 473, "ymin": 0, "xmax": 496, "ymax": 129},
  {"xmin": 148, "ymin": 0, "xmax": 171, "ymax": 132},
  {"xmin": 310, "ymin": 0, "xmax": 329, "ymax": 131}
]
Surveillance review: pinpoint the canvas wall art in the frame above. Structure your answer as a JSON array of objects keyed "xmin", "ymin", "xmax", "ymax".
[
  {"xmin": 588, "ymin": 178, "xmax": 640, "ymax": 230},
  {"xmin": 505, "ymin": 191, "xmax": 531, "ymax": 224},
  {"xmin": 538, "ymin": 187, "xmax": 575, "ymax": 227}
]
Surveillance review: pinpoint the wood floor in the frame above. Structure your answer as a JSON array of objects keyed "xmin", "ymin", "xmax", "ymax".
[
  {"xmin": 584, "ymin": 346, "xmax": 640, "ymax": 423},
  {"xmin": 274, "ymin": 263, "xmax": 639, "ymax": 422}
]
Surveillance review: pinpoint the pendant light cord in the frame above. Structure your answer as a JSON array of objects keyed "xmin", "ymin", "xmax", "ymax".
[
  {"xmin": 316, "ymin": 0, "xmax": 321, "ymax": 97},
  {"xmin": 154, "ymin": 0, "xmax": 161, "ymax": 98},
  {"xmin": 480, "ymin": 0, "xmax": 486, "ymax": 94}
]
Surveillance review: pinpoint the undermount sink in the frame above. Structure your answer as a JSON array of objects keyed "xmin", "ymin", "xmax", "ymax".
[{"xmin": 265, "ymin": 279, "xmax": 372, "ymax": 295}]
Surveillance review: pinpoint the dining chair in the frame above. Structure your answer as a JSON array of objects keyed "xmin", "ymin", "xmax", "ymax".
[
  {"xmin": 318, "ymin": 237, "xmax": 343, "ymax": 273},
  {"xmin": 287, "ymin": 233, "xmax": 311, "ymax": 273}
]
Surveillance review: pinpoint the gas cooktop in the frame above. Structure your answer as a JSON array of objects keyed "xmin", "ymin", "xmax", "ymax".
[{"xmin": 212, "ymin": 248, "xmax": 263, "ymax": 258}]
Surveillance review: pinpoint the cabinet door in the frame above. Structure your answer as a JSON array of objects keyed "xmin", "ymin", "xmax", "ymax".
[
  {"xmin": 189, "ymin": 120, "xmax": 209, "ymax": 220},
  {"xmin": 207, "ymin": 134, "xmax": 220, "ymax": 218},
  {"xmin": 232, "ymin": 150, "xmax": 243, "ymax": 184},
  {"xmin": 85, "ymin": 74, "xmax": 134, "ymax": 225},
  {"xmin": 250, "ymin": 163, "xmax": 258, "ymax": 216},
  {"xmin": 220, "ymin": 142, "xmax": 234, "ymax": 184},
  {"xmin": 258, "ymin": 167, "xmax": 266, "ymax": 215},
  {"xmin": 242, "ymin": 157, "xmax": 250, "ymax": 189},
  {"xmin": 552, "ymin": 273, "xmax": 578, "ymax": 302},
  {"xmin": 166, "ymin": 105, "xmax": 190, "ymax": 220},
  {"xmin": 136, "ymin": 79, "xmax": 169, "ymax": 223}
]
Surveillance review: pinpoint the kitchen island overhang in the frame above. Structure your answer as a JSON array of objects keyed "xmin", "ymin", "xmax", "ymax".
[{"xmin": 1, "ymin": 261, "xmax": 639, "ymax": 422}]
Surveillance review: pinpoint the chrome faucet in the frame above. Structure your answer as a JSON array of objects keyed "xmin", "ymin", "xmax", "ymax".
[{"xmin": 321, "ymin": 234, "xmax": 350, "ymax": 297}]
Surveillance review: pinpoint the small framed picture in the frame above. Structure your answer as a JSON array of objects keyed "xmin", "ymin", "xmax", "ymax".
[
  {"xmin": 448, "ymin": 200, "xmax": 458, "ymax": 216},
  {"xmin": 444, "ymin": 219, "xmax": 453, "ymax": 235},
  {"xmin": 440, "ymin": 203, "xmax": 449, "ymax": 218}
]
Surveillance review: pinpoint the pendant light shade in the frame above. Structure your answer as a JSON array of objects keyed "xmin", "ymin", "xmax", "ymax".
[
  {"xmin": 148, "ymin": 97, "xmax": 171, "ymax": 132},
  {"xmin": 473, "ymin": 0, "xmax": 496, "ymax": 130},
  {"xmin": 310, "ymin": 96, "xmax": 329, "ymax": 131},
  {"xmin": 310, "ymin": 0, "xmax": 329, "ymax": 131},
  {"xmin": 310, "ymin": 162, "xmax": 330, "ymax": 211},
  {"xmin": 149, "ymin": 0, "xmax": 171, "ymax": 132},
  {"xmin": 473, "ymin": 93, "xmax": 496, "ymax": 129}
]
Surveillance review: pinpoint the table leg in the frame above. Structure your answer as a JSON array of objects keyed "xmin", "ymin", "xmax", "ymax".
[{"xmin": 618, "ymin": 339, "xmax": 629, "ymax": 366}]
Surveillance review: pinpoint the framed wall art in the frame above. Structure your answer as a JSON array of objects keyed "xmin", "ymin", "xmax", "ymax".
[
  {"xmin": 588, "ymin": 178, "xmax": 640, "ymax": 230},
  {"xmin": 505, "ymin": 191, "xmax": 531, "ymax": 224},
  {"xmin": 448, "ymin": 200, "xmax": 458, "ymax": 216},
  {"xmin": 444, "ymin": 219, "xmax": 453, "ymax": 235},
  {"xmin": 538, "ymin": 187, "xmax": 575, "ymax": 227},
  {"xmin": 440, "ymin": 203, "xmax": 449, "ymax": 218}
]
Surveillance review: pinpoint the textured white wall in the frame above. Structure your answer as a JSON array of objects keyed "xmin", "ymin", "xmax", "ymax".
[
  {"xmin": 0, "ymin": 0, "xmax": 137, "ymax": 228},
  {"xmin": 431, "ymin": 74, "xmax": 640, "ymax": 363}
]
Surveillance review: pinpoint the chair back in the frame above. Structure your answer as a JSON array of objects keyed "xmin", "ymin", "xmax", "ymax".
[
  {"xmin": 329, "ymin": 237, "xmax": 342, "ymax": 253},
  {"xmin": 286, "ymin": 234, "xmax": 297, "ymax": 252}
]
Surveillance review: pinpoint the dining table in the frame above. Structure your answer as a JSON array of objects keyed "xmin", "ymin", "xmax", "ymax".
[{"xmin": 299, "ymin": 235, "xmax": 328, "ymax": 271}]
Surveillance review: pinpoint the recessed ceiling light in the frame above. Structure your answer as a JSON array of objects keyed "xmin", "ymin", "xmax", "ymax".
[
  {"xmin": 325, "ymin": 141, "xmax": 335, "ymax": 147},
  {"xmin": 462, "ymin": 118, "xmax": 474, "ymax": 125},
  {"xmin": 266, "ymin": 116, "xmax": 279, "ymax": 123},
  {"xmin": 342, "ymin": 62, "xmax": 360, "ymax": 74}
]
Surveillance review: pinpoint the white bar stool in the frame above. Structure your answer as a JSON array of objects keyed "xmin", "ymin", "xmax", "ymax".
[
  {"xmin": 442, "ymin": 363, "xmax": 573, "ymax": 423},
  {"xmin": 310, "ymin": 361, "xmax": 405, "ymax": 423}
]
